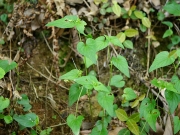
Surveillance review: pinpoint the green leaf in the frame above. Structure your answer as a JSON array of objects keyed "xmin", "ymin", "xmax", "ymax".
[
  {"xmin": 0, "ymin": 38, "xmax": 5, "ymax": 45},
  {"xmin": 95, "ymin": 36, "xmax": 109, "ymax": 51},
  {"xmin": 139, "ymin": 24, "xmax": 147, "ymax": 32},
  {"xmin": 157, "ymin": 11, "xmax": 165, "ymax": 21},
  {"xmin": 0, "ymin": 67, "xmax": 5, "ymax": 79},
  {"xmin": 0, "ymin": 96, "xmax": 10, "ymax": 112},
  {"xmin": 124, "ymin": 29, "xmax": 139, "ymax": 37},
  {"xmin": 142, "ymin": 17, "xmax": 151, "ymax": 28},
  {"xmin": 68, "ymin": 83, "xmax": 87, "ymax": 106},
  {"xmin": 110, "ymin": 75, "xmax": 125, "ymax": 88},
  {"xmin": 140, "ymin": 121, "xmax": 150, "ymax": 133},
  {"xmin": 90, "ymin": 125, "xmax": 108, "ymax": 135},
  {"xmin": 75, "ymin": 20, "xmax": 87, "ymax": 34},
  {"xmin": 77, "ymin": 38, "xmax": 97, "ymax": 64},
  {"xmin": 0, "ymin": 114, "xmax": 4, "ymax": 119},
  {"xmin": 106, "ymin": 36, "xmax": 124, "ymax": 48},
  {"xmin": 117, "ymin": 32, "xmax": 126, "ymax": 43},
  {"xmin": 163, "ymin": 1, "xmax": 180, "ymax": 16},
  {"xmin": 162, "ymin": 21, "xmax": 173, "ymax": 28},
  {"xmin": 130, "ymin": 99, "xmax": 139, "ymax": 108},
  {"xmin": 151, "ymin": 78, "xmax": 177, "ymax": 93},
  {"xmin": 128, "ymin": 113, "xmax": 140, "ymax": 123},
  {"xmin": 173, "ymin": 116, "xmax": 180, "ymax": 134},
  {"xmin": 163, "ymin": 29, "xmax": 173, "ymax": 38},
  {"xmin": 139, "ymin": 98, "xmax": 156, "ymax": 118},
  {"xmin": 112, "ymin": 1, "xmax": 121, "ymax": 17},
  {"xmin": 123, "ymin": 40, "xmax": 133, "ymax": 49},
  {"xmin": 0, "ymin": 60, "xmax": 17, "ymax": 73},
  {"xmin": 74, "ymin": 75, "xmax": 98, "ymax": 90},
  {"xmin": 122, "ymin": 88, "xmax": 137, "ymax": 101},
  {"xmin": 67, "ymin": 114, "xmax": 84, "ymax": 135},
  {"xmin": 13, "ymin": 113, "xmax": 39, "ymax": 127},
  {"xmin": 118, "ymin": 128, "xmax": 130, "ymax": 135},
  {"xmin": 84, "ymin": 56, "xmax": 97, "ymax": 68},
  {"xmin": 111, "ymin": 55, "xmax": 130, "ymax": 78},
  {"xmin": 126, "ymin": 119, "xmax": 139, "ymax": 135},
  {"xmin": 46, "ymin": 15, "xmax": 77, "ymax": 28},
  {"xmin": 144, "ymin": 109, "xmax": 160, "ymax": 132},
  {"xmin": 134, "ymin": 10, "xmax": 144, "ymax": 19},
  {"xmin": 0, "ymin": 13, "xmax": 7, "ymax": 23},
  {"xmin": 97, "ymin": 92, "xmax": 114, "ymax": 117},
  {"xmin": 171, "ymin": 35, "xmax": 180, "ymax": 45},
  {"xmin": 60, "ymin": 69, "xmax": 82, "ymax": 81},
  {"xmin": 93, "ymin": 82, "xmax": 110, "ymax": 93},
  {"xmin": 149, "ymin": 51, "xmax": 176, "ymax": 72},
  {"xmin": 100, "ymin": 8, "xmax": 106, "ymax": 15},
  {"xmin": 115, "ymin": 108, "xmax": 128, "ymax": 121},
  {"xmin": 6, "ymin": 4, "xmax": 13, "ymax": 13},
  {"xmin": 165, "ymin": 91, "xmax": 180, "ymax": 114},
  {"xmin": 30, "ymin": 129, "xmax": 37, "ymax": 135},
  {"xmin": 171, "ymin": 75, "xmax": 180, "ymax": 92},
  {"xmin": 40, "ymin": 128, "xmax": 52, "ymax": 135},
  {"xmin": 4, "ymin": 115, "xmax": 13, "ymax": 124},
  {"xmin": 17, "ymin": 94, "xmax": 32, "ymax": 111}
]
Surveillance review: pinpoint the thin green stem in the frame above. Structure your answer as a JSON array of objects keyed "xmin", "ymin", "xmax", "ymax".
[{"xmin": 75, "ymin": 86, "xmax": 83, "ymax": 116}]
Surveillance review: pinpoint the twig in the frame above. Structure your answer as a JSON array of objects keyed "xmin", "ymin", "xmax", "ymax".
[
  {"xmin": 48, "ymin": 123, "xmax": 66, "ymax": 128},
  {"xmin": 83, "ymin": 0, "xmax": 91, "ymax": 10},
  {"xmin": 33, "ymin": 84, "xmax": 39, "ymax": 98},
  {"xmin": 25, "ymin": 61, "xmax": 68, "ymax": 90},
  {"xmin": 44, "ymin": 66, "xmax": 57, "ymax": 80},
  {"xmin": 145, "ymin": 15, "xmax": 151, "ymax": 77},
  {"xmin": 41, "ymin": 31, "xmax": 53, "ymax": 54}
]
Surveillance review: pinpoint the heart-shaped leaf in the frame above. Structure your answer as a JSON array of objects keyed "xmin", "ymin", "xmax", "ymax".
[
  {"xmin": 149, "ymin": 51, "xmax": 176, "ymax": 72},
  {"xmin": 67, "ymin": 114, "xmax": 84, "ymax": 135},
  {"xmin": 144, "ymin": 109, "xmax": 160, "ymax": 132},
  {"xmin": 110, "ymin": 75, "xmax": 125, "ymax": 88},
  {"xmin": 77, "ymin": 38, "xmax": 97, "ymax": 64},
  {"xmin": 13, "ymin": 113, "xmax": 39, "ymax": 128},
  {"xmin": 111, "ymin": 55, "xmax": 130, "ymax": 77},
  {"xmin": 122, "ymin": 88, "xmax": 137, "ymax": 101},
  {"xmin": 95, "ymin": 36, "xmax": 109, "ymax": 51},
  {"xmin": 0, "ymin": 96, "xmax": 10, "ymax": 112},
  {"xmin": 165, "ymin": 90, "xmax": 180, "ymax": 114},
  {"xmin": 0, "ymin": 60, "xmax": 17, "ymax": 73},
  {"xmin": 97, "ymin": 92, "xmax": 114, "ymax": 117},
  {"xmin": 69, "ymin": 83, "xmax": 87, "ymax": 106}
]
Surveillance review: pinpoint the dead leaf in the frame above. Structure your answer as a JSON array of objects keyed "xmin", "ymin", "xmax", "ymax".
[
  {"xmin": 13, "ymin": 90, "xmax": 22, "ymax": 99},
  {"xmin": 31, "ymin": 20, "xmax": 40, "ymax": 31},
  {"xmin": 54, "ymin": 0, "xmax": 65, "ymax": 17},
  {"xmin": 150, "ymin": 0, "xmax": 161, "ymax": 9},
  {"xmin": 47, "ymin": 94, "xmax": 58, "ymax": 110},
  {"xmin": 108, "ymin": 127, "xmax": 124, "ymax": 135}
]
